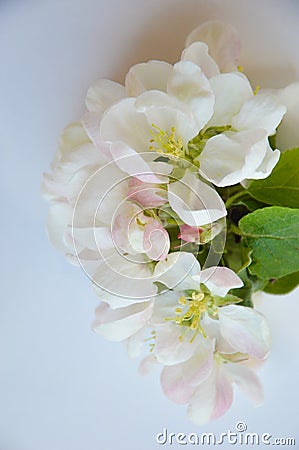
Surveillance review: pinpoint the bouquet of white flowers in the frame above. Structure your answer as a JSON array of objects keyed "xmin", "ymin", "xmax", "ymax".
[{"xmin": 42, "ymin": 21, "xmax": 299, "ymax": 424}]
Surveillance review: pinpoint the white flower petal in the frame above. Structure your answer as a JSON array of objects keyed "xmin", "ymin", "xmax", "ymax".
[
  {"xmin": 185, "ymin": 20, "xmax": 241, "ymax": 72},
  {"xmin": 81, "ymin": 111, "xmax": 103, "ymax": 144},
  {"xmin": 93, "ymin": 301, "xmax": 153, "ymax": 342},
  {"xmin": 56, "ymin": 122, "xmax": 91, "ymax": 160},
  {"xmin": 202, "ymin": 315, "xmax": 236, "ymax": 354},
  {"xmin": 71, "ymin": 163, "xmax": 129, "ymax": 227},
  {"xmin": 135, "ymin": 90, "xmax": 199, "ymax": 144},
  {"xmin": 85, "ymin": 79, "xmax": 125, "ymax": 113},
  {"xmin": 199, "ymin": 129, "xmax": 268, "ymax": 186},
  {"xmin": 108, "ymin": 142, "xmax": 165, "ymax": 184},
  {"xmin": 181, "ymin": 42, "xmax": 220, "ymax": 78},
  {"xmin": 93, "ymin": 252, "xmax": 157, "ymax": 303},
  {"xmin": 151, "ymin": 291, "xmax": 182, "ymax": 325},
  {"xmin": 219, "ymin": 305, "xmax": 271, "ymax": 359},
  {"xmin": 167, "ymin": 61, "xmax": 215, "ymax": 130},
  {"xmin": 143, "ymin": 220, "xmax": 170, "ymax": 261},
  {"xmin": 154, "ymin": 252, "xmax": 201, "ymax": 291},
  {"xmin": 232, "ymin": 93, "xmax": 286, "ymax": 135},
  {"xmin": 226, "ymin": 362, "xmax": 264, "ymax": 406},
  {"xmin": 125, "ymin": 60, "xmax": 172, "ymax": 96},
  {"xmin": 154, "ymin": 323, "xmax": 199, "ymax": 365},
  {"xmin": 187, "ymin": 361, "xmax": 233, "ymax": 425},
  {"xmin": 246, "ymin": 145, "xmax": 280, "ymax": 181},
  {"xmin": 71, "ymin": 226, "xmax": 114, "ymax": 253},
  {"xmin": 168, "ymin": 170, "xmax": 227, "ymax": 225},
  {"xmin": 161, "ymin": 339, "xmax": 214, "ymax": 404},
  {"xmin": 125, "ymin": 326, "xmax": 148, "ymax": 358},
  {"xmin": 100, "ymin": 97, "xmax": 151, "ymax": 151},
  {"xmin": 200, "ymin": 266, "xmax": 243, "ymax": 297},
  {"xmin": 208, "ymin": 73, "xmax": 253, "ymax": 127},
  {"xmin": 139, "ymin": 354, "xmax": 159, "ymax": 375},
  {"xmin": 47, "ymin": 203, "xmax": 72, "ymax": 253}
]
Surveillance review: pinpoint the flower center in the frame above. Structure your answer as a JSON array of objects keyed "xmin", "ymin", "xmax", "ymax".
[
  {"xmin": 149, "ymin": 124, "xmax": 185, "ymax": 159},
  {"xmin": 168, "ymin": 289, "xmax": 218, "ymax": 342}
]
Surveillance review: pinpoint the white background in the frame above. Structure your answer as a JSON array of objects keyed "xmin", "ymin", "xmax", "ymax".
[{"xmin": 1, "ymin": 1, "xmax": 299, "ymax": 449}]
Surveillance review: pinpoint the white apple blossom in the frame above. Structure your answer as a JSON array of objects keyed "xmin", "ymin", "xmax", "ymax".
[
  {"xmin": 151, "ymin": 252, "xmax": 271, "ymax": 362},
  {"xmin": 161, "ymin": 349, "xmax": 263, "ymax": 425}
]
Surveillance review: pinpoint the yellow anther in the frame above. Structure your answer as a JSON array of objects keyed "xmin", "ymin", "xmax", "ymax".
[
  {"xmin": 191, "ymin": 292, "xmax": 205, "ymax": 302},
  {"xmin": 237, "ymin": 65, "xmax": 244, "ymax": 73},
  {"xmin": 254, "ymin": 85, "xmax": 260, "ymax": 95},
  {"xmin": 149, "ymin": 124, "xmax": 185, "ymax": 159},
  {"xmin": 179, "ymin": 296, "xmax": 187, "ymax": 305},
  {"xmin": 175, "ymin": 307, "xmax": 183, "ymax": 314}
]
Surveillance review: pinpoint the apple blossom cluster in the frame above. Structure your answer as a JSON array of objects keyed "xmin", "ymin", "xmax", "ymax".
[{"xmin": 42, "ymin": 21, "xmax": 299, "ymax": 424}]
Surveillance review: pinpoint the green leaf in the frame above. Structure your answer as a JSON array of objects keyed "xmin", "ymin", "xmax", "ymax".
[
  {"xmin": 234, "ymin": 195, "xmax": 266, "ymax": 212},
  {"xmin": 229, "ymin": 248, "xmax": 266, "ymax": 307},
  {"xmin": 153, "ymin": 281, "xmax": 168, "ymax": 294},
  {"xmin": 263, "ymin": 271, "xmax": 299, "ymax": 295},
  {"xmin": 247, "ymin": 147, "xmax": 299, "ymax": 208},
  {"xmin": 214, "ymin": 294, "xmax": 243, "ymax": 306},
  {"xmin": 239, "ymin": 206, "xmax": 299, "ymax": 279}
]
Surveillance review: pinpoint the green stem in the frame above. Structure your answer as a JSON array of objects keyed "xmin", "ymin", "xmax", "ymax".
[
  {"xmin": 225, "ymin": 189, "xmax": 248, "ymax": 208},
  {"xmin": 229, "ymin": 223, "xmax": 244, "ymax": 237}
]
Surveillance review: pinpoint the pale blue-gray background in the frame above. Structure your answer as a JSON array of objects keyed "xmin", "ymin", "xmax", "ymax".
[{"xmin": 0, "ymin": 0, "xmax": 298, "ymax": 449}]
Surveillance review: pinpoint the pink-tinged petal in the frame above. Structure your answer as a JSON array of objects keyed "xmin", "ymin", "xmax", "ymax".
[
  {"xmin": 187, "ymin": 361, "xmax": 233, "ymax": 425},
  {"xmin": 153, "ymin": 252, "xmax": 201, "ymax": 291},
  {"xmin": 161, "ymin": 339, "xmax": 214, "ymax": 404},
  {"xmin": 167, "ymin": 61, "xmax": 215, "ymax": 130},
  {"xmin": 226, "ymin": 362, "xmax": 264, "ymax": 406},
  {"xmin": 208, "ymin": 73, "xmax": 253, "ymax": 127},
  {"xmin": 181, "ymin": 42, "xmax": 220, "ymax": 78},
  {"xmin": 168, "ymin": 171, "xmax": 227, "ymax": 226},
  {"xmin": 139, "ymin": 354, "xmax": 159, "ymax": 375},
  {"xmin": 185, "ymin": 21, "xmax": 241, "ymax": 72},
  {"xmin": 127, "ymin": 178, "xmax": 168, "ymax": 207},
  {"xmin": 200, "ymin": 266, "xmax": 243, "ymax": 297},
  {"xmin": 154, "ymin": 323, "xmax": 200, "ymax": 365},
  {"xmin": 232, "ymin": 93, "xmax": 286, "ymax": 136},
  {"xmin": 219, "ymin": 305, "xmax": 271, "ymax": 360},
  {"xmin": 85, "ymin": 79, "xmax": 125, "ymax": 113},
  {"xmin": 125, "ymin": 60, "xmax": 173, "ymax": 96},
  {"xmin": 178, "ymin": 224, "xmax": 202, "ymax": 243},
  {"xmin": 143, "ymin": 220, "xmax": 170, "ymax": 261},
  {"xmin": 93, "ymin": 301, "xmax": 153, "ymax": 342},
  {"xmin": 111, "ymin": 202, "xmax": 144, "ymax": 255},
  {"xmin": 199, "ymin": 129, "xmax": 269, "ymax": 187},
  {"xmin": 275, "ymin": 82, "xmax": 299, "ymax": 150}
]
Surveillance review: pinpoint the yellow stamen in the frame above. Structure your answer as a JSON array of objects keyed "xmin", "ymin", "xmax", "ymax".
[
  {"xmin": 149, "ymin": 124, "xmax": 185, "ymax": 159},
  {"xmin": 254, "ymin": 85, "xmax": 260, "ymax": 95}
]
